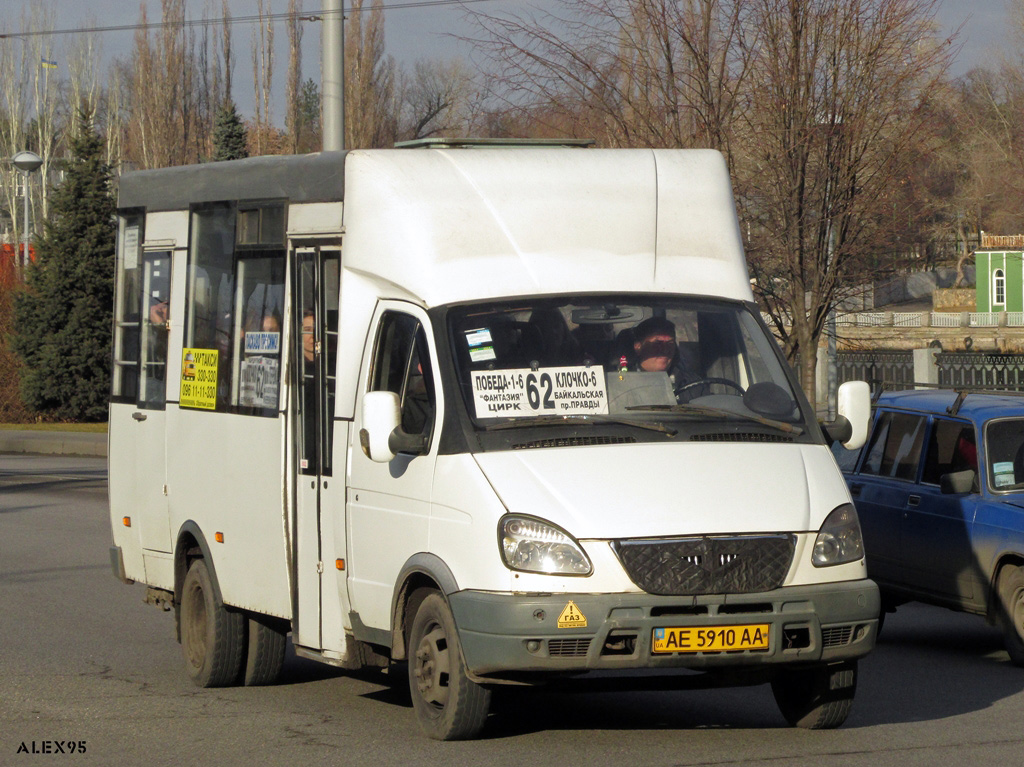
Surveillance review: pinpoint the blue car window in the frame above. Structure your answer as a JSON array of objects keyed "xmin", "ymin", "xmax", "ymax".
[
  {"xmin": 862, "ymin": 411, "xmax": 926, "ymax": 481},
  {"xmin": 986, "ymin": 419, "xmax": 1024, "ymax": 491},
  {"xmin": 921, "ymin": 419, "xmax": 976, "ymax": 486}
]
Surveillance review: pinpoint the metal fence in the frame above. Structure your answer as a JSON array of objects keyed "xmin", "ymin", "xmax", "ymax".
[
  {"xmin": 837, "ymin": 351, "xmax": 915, "ymax": 390},
  {"xmin": 835, "ymin": 350, "xmax": 1024, "ymax": 391},
  {"xmin": 937, "ymin": 353, "xmax": 1024, "ymax": 390}
]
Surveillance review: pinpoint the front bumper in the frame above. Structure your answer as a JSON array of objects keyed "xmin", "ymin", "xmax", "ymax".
[{"xmin": 449, "ymin": 579, "xmax": 879, "ymax": 678}]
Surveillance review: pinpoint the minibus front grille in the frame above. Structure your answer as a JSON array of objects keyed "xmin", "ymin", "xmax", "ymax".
[
  {"xmin": 511, "ymin": 436, "xmax": 637, "ymax": 450},
  {"xmin": 612, "ymin": 535, "xmax": 795, "ymax": 596}
]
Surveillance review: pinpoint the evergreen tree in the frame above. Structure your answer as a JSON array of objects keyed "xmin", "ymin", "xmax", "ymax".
[
  {"xmin": 12, "ymin": 110, "xmax": 115, "ymax": 421},
  {"xmin": 212, "ymin": 100, "xmax": 249, "ymax": 161}
]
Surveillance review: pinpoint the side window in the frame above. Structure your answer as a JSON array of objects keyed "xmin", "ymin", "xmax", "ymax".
[
  {"xmin": 370, "ymin": 312, "xmax": 436, "ymax": 440},
  {"xmin": 861, "ymin": 411, "xmax": 926, "ymax": 481},
  {"xmin": 922, "ymin": 419, "xmax": 977, "ymax": 486},
  {"xmin": 138, "ymin": 251, "xmax": 172, "ymax": 408},
  {"xmin": 830, "ymin": 439, "xmax": 861, "ymax": 473},
  {"xmin": 183, "ymin": 201, "xmax": 284, "ymax": 415},
  {"xmin": 112, "ymin": 212, "xmax": 143, "ymax": 403}
]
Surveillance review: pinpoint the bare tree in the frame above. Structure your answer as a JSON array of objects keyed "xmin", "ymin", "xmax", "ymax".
[
  {"xmin": 740, "ymin": 0, "xmax": 954, "ymax": 401},
  {"xmin": 398, "ymin": 58, "xmax": 476, "ymax": 141},
  {"xmin": 467, "ymin": 0, "xmax": 755, "ymax": 152},
  {"xmin": 345, "ymin": 0, "xmax": 397, "ymax": 148},
  {"xmin": 251, "ymin": 0, "xmax": 274, "ymax": 156}
]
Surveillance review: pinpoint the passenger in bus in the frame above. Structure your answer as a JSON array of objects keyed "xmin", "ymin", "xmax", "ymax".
[
  {"xmin": 302, "ymin": 310, "xmax": 316, "ymax": 363},
  {"xmin": 631, "ymin": 316, "xmax": 705, "ymax": 402},
  {"xmin": 262, "ymin": 312, "xmax": 281, "ymax": 334}
]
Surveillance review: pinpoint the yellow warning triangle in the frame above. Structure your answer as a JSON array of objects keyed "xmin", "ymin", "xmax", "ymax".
[{"xmin": 557, "ymin": 600, "xmax": 588, "ymax": 628}]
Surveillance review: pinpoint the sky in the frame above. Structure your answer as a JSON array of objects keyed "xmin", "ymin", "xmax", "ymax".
[{"xmin": 0, "ymin": 0, "xmax": 1018, "ymax": 124}]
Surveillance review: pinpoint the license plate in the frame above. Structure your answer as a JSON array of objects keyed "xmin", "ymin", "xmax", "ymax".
[{"xmin": 652, "ymin": 624, "xmax": 770, "ymax": 654}]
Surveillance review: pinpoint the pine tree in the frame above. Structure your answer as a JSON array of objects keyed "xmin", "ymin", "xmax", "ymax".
[
  {"xmin": 12, "ymin": 110, "xmax": 116, "ymax": 421},
  {"xmin": 212, "ymin": 100, "xmax": 249, "ymax": 161}
]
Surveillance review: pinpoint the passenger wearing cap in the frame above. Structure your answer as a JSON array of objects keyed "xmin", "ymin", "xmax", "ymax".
[{"xmin": 632, "ymin": 316, "xmax": 705, "ymax": 402}]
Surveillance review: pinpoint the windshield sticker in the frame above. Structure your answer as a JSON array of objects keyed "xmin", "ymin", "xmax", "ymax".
[
  {"xmin": 465, "ymin": 328, "xmax": 493, "ymax": 347},
  {"xmin": 994, "ymin": 461, "xmax": 1015, "ymax": 488},
  {"xmin": 471, "ymin": 366, "xmax": 608, "ymax": 417},
  {"xmin": 244, "ymin": 331, "xmax": 280, "ymax": 355},
  {"xmin": 469, "ymin": 345, "xmax": 497, "ymax": 362}
]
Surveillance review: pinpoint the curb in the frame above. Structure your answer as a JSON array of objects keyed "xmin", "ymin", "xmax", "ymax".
[{"xmin": 0, "ymin": 431, "xmax": 107, "ymax": 458}]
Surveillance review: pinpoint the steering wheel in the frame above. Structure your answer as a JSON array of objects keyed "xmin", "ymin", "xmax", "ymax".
[{"xmin": 676, "ymin": 377, "xmax": 745, "ymax": 396}]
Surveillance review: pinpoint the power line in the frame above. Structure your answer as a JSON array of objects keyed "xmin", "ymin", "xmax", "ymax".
[{"xmin": 0, "ymin": 0, "xmax": 498, "ymax": 40}]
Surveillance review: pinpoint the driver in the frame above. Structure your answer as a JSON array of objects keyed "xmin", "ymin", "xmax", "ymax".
[{"xmin": 632, "ymin": 316, "xmax": 705, "ymax": 402}]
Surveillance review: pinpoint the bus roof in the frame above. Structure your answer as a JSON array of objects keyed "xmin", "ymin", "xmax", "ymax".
[
  {"xmin": 118, "ymin": 147, "xmax": 753, "ymax": 306},
  {"xmin": 342, "ymin": 147, "xmax": 752, "ymax": 307}
]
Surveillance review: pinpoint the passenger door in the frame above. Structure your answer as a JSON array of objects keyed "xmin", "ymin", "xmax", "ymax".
[
  {"xmin": 851, "ymin": 410, "xmax": 926, "ymax": 587},
  {"xmin": 900, "ymin": 417, "xmax": 981, "ymax": 603},
  {"xmin": 291, "ymin": 246, "xmax": 346, "ymax": 651},
  {"xmin": 347, "ymin": 304, "xmax": 441, "ymax": 634}
]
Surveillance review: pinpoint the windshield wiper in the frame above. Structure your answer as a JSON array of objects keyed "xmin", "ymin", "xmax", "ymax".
[
  {"xmin": 624, "ymin": 403, "xmax": 803, "ymax": 435},
  {"xmin": 482, "ymin": 414, "xmax": 677, "ymax": 436}
]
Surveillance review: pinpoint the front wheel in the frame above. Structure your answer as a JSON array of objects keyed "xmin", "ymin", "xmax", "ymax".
[
  {"xmin": 407, "ymin": 591, "xmax": 491, "ymax": 740},
  {"xmin": 997, "ymin": 564, "xmax": 1024, "ymax": 666},
  {"xmin": 180, "ymin": 559, "xmax": 246, "ymax": 687},
  {"xmin": 771, "ymin": 661, "xmax": 857, "ymax": 729}
]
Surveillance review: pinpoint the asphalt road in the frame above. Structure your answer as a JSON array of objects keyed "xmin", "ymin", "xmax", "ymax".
[{"xmin": 3, "ymin": 454, "xmax": 1024, "ymax": 767}]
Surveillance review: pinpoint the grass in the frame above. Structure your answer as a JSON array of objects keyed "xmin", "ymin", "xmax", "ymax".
[{"xmin": 0, "ymin": 422, "xmax": 107, "ymax": 433}]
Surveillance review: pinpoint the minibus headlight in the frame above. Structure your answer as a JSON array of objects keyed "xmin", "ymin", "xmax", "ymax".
[
  {"xmin": 812, "ymin": 503, "xmax": 864, "ymax": 567},
  {"xmin": 499, "ymin": 516, "xmax": 592, "ymax": 576}
]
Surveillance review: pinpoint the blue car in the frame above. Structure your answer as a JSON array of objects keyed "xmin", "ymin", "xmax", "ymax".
[{"xmin": 831, "ymin": 389, "xmax": 1024, "ymax": 663}]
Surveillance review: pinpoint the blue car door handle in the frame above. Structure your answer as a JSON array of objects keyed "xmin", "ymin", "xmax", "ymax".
[
  {"xmin": 908, "ymin": 495, "xmax": 921, "ymax": 507},
  {"xmin": 849, "ymin": 483, "xmax": 862, "ymax": 497}
]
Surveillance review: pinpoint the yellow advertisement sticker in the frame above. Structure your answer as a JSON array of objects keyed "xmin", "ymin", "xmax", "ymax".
[
  {"xmin": 557, "ymin": 601, "xmax": 587, "ymax": 629},
  {"xmin": 180, "ymin": 348, "xmax": 218, "ymax": 410}
]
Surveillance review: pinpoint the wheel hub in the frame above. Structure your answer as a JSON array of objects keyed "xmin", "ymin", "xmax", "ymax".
[{"xmin": 413, "ymin": 624, "xmax": 451, "ymax": 708}]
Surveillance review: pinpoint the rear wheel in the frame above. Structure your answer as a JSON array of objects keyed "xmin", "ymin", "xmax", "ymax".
[
  {"xmin": 180, "ymin": 559, "xmax": 245, "ymax": 687},
  {"xmin": 771, "ymin": 661, "xmax": 857, "ymax": 729},
  {"xmin": 407, "ymin": 591, "xmax": 491, "ymax": 740},
  {"xmin": 242, "ymin": 614, "xmax": 287, "ymax": 686},
  {"xmin": 997, "ymin": 564, "xmax": 1024, "ymax": 666}
]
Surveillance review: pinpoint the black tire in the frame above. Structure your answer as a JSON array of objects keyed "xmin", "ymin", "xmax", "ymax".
[
  {"xmin": 997, "ymin": 564, "xmax": 1024, "ymax": 666},
  {"xmin": 180, "ymin": 559, "xmax": 246, "ymax": 688},
  {"xmin": 771, "ymin": 661, "xmax": 857, "ymax": 729},
  {"xmin": 407, "ymin": 591, "xmax": 491, "ymax": 740},
  {"xmin": 242, "ymin": 614, "xmax": 287, "ymax": 686}
]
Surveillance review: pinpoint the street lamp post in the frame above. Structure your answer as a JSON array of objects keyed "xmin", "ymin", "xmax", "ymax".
[{"xmin": 11, "ymin": 150, "xmax": 42, "ymax": 273}]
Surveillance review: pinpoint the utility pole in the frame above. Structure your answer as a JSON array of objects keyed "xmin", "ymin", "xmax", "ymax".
[{"xmin": 322, "ymin": 0, "xmax": 344, "ymax": 151}]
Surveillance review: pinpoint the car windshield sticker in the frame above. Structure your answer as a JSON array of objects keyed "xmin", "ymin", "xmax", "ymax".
[
  {"xmin": 994, "ymin": 461, "xmax": 1015, "ymax": 488},
  {"xmin": 470, "ymin": 366, "xmax": 608, "ymax": 417},
  {"xmin": 465, "ymin": 327, "xmax": 496, "ymax": 362}
]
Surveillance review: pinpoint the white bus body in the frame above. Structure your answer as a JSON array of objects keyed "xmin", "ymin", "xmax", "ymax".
[{"xmin": 108, "ymin": 146, "xmax": 877, "ymax": 739}]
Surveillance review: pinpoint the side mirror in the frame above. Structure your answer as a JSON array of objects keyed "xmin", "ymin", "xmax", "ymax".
[
  {"xmin": 940, "ymin": 469, "xmax": 976, "ymax": 495},
  {"xmin": 360, "ymin": 391, "xmax": 401, "ymax": 463},
  {"xmin": 831, "ymin": 381, "xmax": 870, "ymax": 451},
  {"xmin": 359, "ymin": 391, "xmax": 429, "ymax": 463}
]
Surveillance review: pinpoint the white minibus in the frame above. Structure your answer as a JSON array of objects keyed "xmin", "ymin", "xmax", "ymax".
[{"xmin": 108, "ymin": 142, "xmax": 876, "ymax": 739}]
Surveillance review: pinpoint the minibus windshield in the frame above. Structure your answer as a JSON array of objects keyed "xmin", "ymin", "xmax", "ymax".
[{"xmin": 447, "ymin": 296, "xmax": 809, "ymax": 433}]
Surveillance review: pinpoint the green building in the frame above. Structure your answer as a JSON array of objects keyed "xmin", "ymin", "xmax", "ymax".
[{"xmin": 976, "ymin": 246, "xmax": 1024, "ymax": 312}]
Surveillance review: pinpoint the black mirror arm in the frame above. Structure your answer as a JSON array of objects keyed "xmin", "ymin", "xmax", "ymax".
[
  {"xmin": 822, "ymin": 415, "xmax": 853, "ymax": 447},
  {"xmin": 388, "ymin": 427, "xmax": 428, "ymax": 456}
]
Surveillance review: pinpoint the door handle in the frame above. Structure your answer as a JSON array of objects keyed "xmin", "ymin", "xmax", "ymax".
[
  {"xmin": 849, "ymin": 483, "xmax": 862, "ymax": 497},
  {"xmin": 908, "ymin": 495, "xmax": 921, "ymax": 507},
  {"xmin": 132, "ymin": 412, "xmax": 148, "ymax": 422}
]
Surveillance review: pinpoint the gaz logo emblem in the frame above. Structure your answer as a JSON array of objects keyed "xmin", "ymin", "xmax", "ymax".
[{"xmin": 557, "ymin": 601, "xmax": 587, "ymax": 628}]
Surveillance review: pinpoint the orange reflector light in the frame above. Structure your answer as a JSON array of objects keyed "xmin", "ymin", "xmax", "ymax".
[
  {"xmin": 336, "ymin": 559, "xmax": 345, "ymax": 571},
  {"xmin": 122, "ymin": 516, "xmax": 131, "ymax": 527},
  {"xmin": 215, "ymin": 532, "xmax": 224, "ymax": 543}
]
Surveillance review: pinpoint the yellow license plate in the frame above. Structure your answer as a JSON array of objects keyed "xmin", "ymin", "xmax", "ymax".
[{"xmin": 652, "ymin": 624, "xmax": 770, "ymax": 653}]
